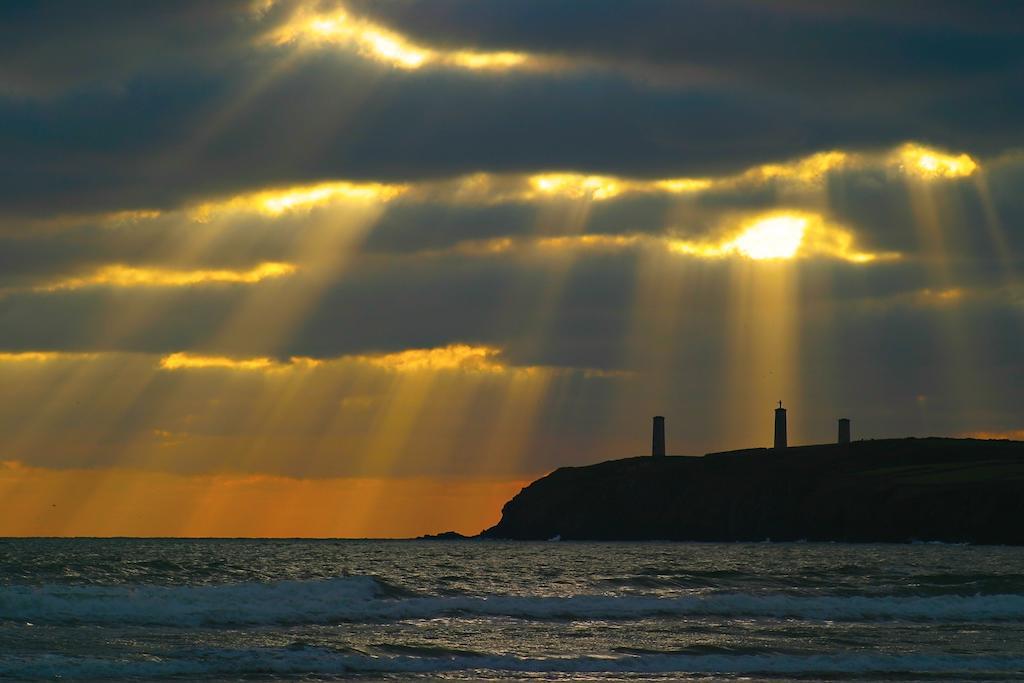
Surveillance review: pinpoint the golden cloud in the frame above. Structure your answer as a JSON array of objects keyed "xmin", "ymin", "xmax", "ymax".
[
  {"xmin": 79, "ymin": 143, "xmax": 981, "ymax": 229},
  {"xmin": 350, "ymin": 344, "xmax": 510, "ymax": 373},
  {"xmin": 0, "ymin": 351, "xmax": 98, "ymax": 364},
  {"xmin": 892, "ymin": 143, "xmax": 978, "ymax": 179},
  {"xmin": 668, "ymin": 211, "xmax": 900, "ymax": 263},
  {"xmin": 267, "ymin": 5, "xmax": 542, "ymax": 73},
  {"xmin": 37, "ymin": 262, "xmax": 297, "ymax": 292},
  {"xmin": 518, "ymin": 145, "xmax": 977, "ymax": 203},
  {"xmin": 156, "ymin": 345, "xmax": 513, "ymax": 375},
  {"xmin": 157, "ymin": 345, "xmax": 514, "ymax": 375},
  {"xmin": 189, "ymin": 181, "xmax": 406, "ymax": 221},
  {"xmin": 445, "ymin": 212, "xmax": 897, "ymax": 264},
  {"xmin": 158, "ymin": 353, "xmax": 320, "ymax": 372}
]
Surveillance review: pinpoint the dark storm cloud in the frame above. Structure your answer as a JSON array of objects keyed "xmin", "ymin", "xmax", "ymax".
[
  {"xmin": 0, "ymin": 246, "xmax": 642, "ymax": 366},
  {"xmin": 0, "ymin": 0, "xmax": 290, "ymax": 96},
  {"xmin": 0, "ymin": 286, "xmax": 236, "ymax": 355},
  {"xmin": 0, "ymin": 56, "xmax": 841, "ymax": 216},
  {"xmin": 348, "ymin": 0, "xmax": 1024, "ymax": 91},
  {"xmin": 0, "ymin": 211, "xmax": 323, "ymax": 289},
  {"xmin": 0, "ymin": 252, "xmax": 545, "ymax": 364},
  {"xmin": 362, "ymin": 202, "xmax": 537, "ymax": 253},
  {"xmin": 1, "ymin": 2, "xmax": 1023, "ymax": 218},
  {"xmin": 363, "ymin": 195, "xmax": 678, "ymax": 253},
  {"xmin": 278, "ymin": 251, "xmax": 638, "ymax": 372}
]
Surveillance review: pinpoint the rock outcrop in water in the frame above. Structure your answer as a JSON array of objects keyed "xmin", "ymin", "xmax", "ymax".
[
  {"xmin": 482, "ymin": 438, "xmax": 1024, "ymax": 544},
  {"xmin": 416, "ymin": 531, "xmax": 471, "ymax": 540}
]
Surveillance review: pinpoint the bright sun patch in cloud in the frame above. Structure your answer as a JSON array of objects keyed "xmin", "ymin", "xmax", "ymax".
[
  {"xmin": 729, "ymin": 215, "xmax": 807, "ymax": 260},
  {"xmin": 893, "ymin": 143, "xmax": 978, "ymax": 179},
  {"xmin": 269, "ymin": 5, "xmax": 535, "ymax": 72},
  {"xmin": 38, "ymin": 262, "xmax": 297, "ymax": 291},
  {"xmin": 528, "ymin": 174, "xmax": 627, "ymax": 201},
  {"xmin": 441, "ymin": 213, "xmax": 893, "ymax": 265},
  {"xmin": 669, "ymin": 212, "xmax": 898, "ymax": 263}
]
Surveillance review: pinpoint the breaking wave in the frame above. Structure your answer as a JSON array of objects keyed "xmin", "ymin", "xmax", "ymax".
[{"xmin": 4, "ymin": 575, "xmax": 1024, "ymax": 626}]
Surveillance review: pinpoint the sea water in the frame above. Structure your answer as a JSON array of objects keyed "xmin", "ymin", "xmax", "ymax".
[{"xmin": 1, "ymin": 539, "xmax": 1024, "ymax": 680}]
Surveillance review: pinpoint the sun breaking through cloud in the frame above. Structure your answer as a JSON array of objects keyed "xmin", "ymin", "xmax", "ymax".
[
  {"xmin": 0, "ymin": 0, "xmax": 1020, "ymax": 539},
  {"xmin": 667, "ymin": 212, "xmax": 897, "ymax": 263},
  {"xmin": 894, "ymin": 143, "xmax": 979, "ymax": 180}
]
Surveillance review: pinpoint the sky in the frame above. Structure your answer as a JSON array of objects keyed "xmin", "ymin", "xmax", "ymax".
[{"xmin": 1, "ymin": 0, "xmax": 1023, "ymax": 537}]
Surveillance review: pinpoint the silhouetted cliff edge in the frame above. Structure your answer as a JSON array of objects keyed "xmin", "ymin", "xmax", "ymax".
[{"xmin": 482, "ymin": 438, "xmax": 1024, "ymax": 544}]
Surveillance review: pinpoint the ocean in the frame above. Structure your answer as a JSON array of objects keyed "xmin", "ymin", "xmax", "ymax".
[{"xmin": 1, "ymin": 539, "xmax": 1023, "ymax": 680}]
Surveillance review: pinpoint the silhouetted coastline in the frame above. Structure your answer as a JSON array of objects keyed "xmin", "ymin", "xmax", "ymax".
[{"xmin": 482, "ymin": 437, "xmax": 1024, "ymax": 544}]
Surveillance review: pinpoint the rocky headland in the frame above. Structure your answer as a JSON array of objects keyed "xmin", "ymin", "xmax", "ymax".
[{"xmin": 482, "ymin": 438, "xmax": 1024, "ymax": 544}]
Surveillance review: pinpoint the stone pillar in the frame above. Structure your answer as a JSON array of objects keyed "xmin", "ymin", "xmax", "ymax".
[
  {"xmin": 652, "ymin": 416, "xmax": 665, "ymax": 457},
  {"xmin": 774, "ymin": 402, "xmax": 787, "ymax": 450},
  {"xmin": 838, "ymin": 418, "xmax": 851, "ymax": 445}
]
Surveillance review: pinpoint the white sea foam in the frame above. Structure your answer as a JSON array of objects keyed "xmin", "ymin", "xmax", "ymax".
[
  {"xmin": 3, "ymin": 575, "xmax": 1024, "ymax": 626},
  {"xmin": 3, "ymin": 649, "xmax": 1024, "ymax": 678}
]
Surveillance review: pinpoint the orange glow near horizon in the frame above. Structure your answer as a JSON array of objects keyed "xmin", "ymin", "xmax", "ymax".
[
  {"xmin": 961, "ymin": 430, "xmax": 1024, "ymax": 441},
  {"xmin": 0, "ymin": 345, "xmax": 570, "ymax": 536},
  {"xmin": 0, "ymin": 461, "xmax": 529, "ymax": 537}
]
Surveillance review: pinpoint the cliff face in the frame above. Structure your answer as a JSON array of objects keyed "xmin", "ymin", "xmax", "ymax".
[{"xmin": 482, "ymin": 438, "xmax": 1024, "ymax": 544}]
